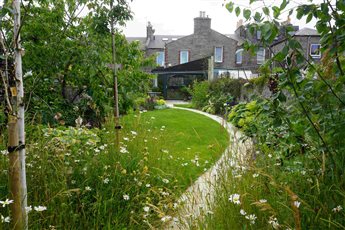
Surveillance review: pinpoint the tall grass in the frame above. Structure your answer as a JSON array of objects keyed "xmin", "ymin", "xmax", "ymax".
[
  {"xmin": 0, "ymin": 108, "xmax": 228, "ymax": 229},
  {"xmin": 203, "ymin": 109, "xmax": 345, "ymax": 230}
]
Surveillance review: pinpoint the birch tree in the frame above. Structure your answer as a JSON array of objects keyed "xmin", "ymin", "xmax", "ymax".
[{"xmin": 0, "ymin": 0, "xmax": 27, "ymax": 229}]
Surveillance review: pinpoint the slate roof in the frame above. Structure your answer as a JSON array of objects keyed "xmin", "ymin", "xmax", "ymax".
[
  {"xmin": 295, "ymin": 27, "xmax": 319, "ymax": 36},
  {"xmin": 126, "ymin": 37, "xmax": 147, "ymax": 49},
  {"xmin": 147, "ymin": 35, "xmax": 185, "ymax": 49},
  {"xmin": 126, "ymin": 35, "xmax": 185, "ymax": 49}
]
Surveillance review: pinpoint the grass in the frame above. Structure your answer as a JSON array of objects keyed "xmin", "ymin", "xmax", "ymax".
[
  {"xmin": 201, "ymin": 102, "xmax": 345, "ymax": 230},
  {"xmin": 122, "ymin": 108, "xmax": 228, "ymax": 190},
  {"xmin": 173, "ymin": 103, "xmax": 193, "ymax": 109},
  {"xmin": 0, "ymin": 108, "xmax": 228, "ymax": 229}
]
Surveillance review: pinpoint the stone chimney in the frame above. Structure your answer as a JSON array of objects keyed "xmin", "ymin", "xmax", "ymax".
[
  {"xmin": 194, "ymin": 11, "xmax": 211, "ymax": 34},
  {"xmin": 146, "ymin": 21, "xmax": 155, "ymax": 40},
  {"xmin": 236, "ymin": 19, "xmax": 243, "ymax": 29}
]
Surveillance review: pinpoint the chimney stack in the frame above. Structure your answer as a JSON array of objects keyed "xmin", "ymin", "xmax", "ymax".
[
  {"xmin": 194, "ymin": 11, "xmax": 211, "ymax": 34},
  {"xmin": 146, "ymin": 21, "xmax": 155, "ymax": 40},
  {"xmin": 236, "ymin": 19, "xmax": 243, "ymax": 29}
]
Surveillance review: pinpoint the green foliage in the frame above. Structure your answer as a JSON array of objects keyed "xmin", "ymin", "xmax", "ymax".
[
  {"xmin": 189, "ymin": 80, "xmax": 210, "ymax": 109},
  {"xmin": 0, "ymin": 0, "xmax": 154, "ymax": 127},
  {"xmin": 190, "ymin": 78, "xmax": 245, "ymax": 114},
  {"xmin": 228, "ymin": 101, "xmax": 259, "ymax": 136},
  {"xmin": 208, "ymin": 0, "xmax": 345, "ymax": 228}
]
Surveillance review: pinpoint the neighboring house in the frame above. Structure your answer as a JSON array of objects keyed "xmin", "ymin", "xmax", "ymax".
[
  {"xmin": 126, "ymin": 12, "xmax": 321, "ymax": 99},
  {"xmin": 270, "ymin": 27, "xmax": 322, "ymax": 70}
]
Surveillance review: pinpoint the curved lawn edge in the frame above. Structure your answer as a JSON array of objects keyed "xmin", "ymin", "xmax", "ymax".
[{"xmin": 165, "ymin": 107, "xmax": 254, "ymax": 229}]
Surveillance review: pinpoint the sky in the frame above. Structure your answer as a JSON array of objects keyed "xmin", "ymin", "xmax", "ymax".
[{"xmin": 121, "ymin": 0, "xmax": 318, "ymax": 37}]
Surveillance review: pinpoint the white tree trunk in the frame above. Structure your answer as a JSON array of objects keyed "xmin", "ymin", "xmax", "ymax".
[
  {"xmin": 110, "ymin": 0, "xmax": 120, "ymax": 148},
  {"xmin": 13, "ymin": 0, "xmax": 28, "ymax": 228}
]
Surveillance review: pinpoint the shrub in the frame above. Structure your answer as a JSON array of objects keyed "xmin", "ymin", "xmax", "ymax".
[{"xmin": 189, "ymin": 81, "xmax": 210, "ymax": 109}]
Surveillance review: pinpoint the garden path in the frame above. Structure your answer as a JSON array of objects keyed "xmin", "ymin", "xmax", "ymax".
[{"xmin": 164, "ymin": 104, "xmax": 253, "ymax": 229}]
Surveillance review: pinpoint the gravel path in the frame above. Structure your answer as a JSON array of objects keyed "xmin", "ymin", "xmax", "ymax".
[{"xmin": 164, "ymin": 105, "xmax": 253, "ymax": 229}]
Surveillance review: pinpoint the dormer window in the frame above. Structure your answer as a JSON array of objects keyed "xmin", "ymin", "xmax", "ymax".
[
  {"xmin": 235, "ymin": 49, "xmax": 243, "ymax": 64},
  {"xmin": 214, "ymin": 46, "xmax": 223, "ymax": 63}
]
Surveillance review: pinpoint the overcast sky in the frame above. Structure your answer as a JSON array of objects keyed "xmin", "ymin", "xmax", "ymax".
[{"xmin": 121, "ymin": 0, "xmax": 317, "ymax": 37}]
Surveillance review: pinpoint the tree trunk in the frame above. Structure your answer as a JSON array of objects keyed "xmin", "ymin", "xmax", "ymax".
[
  {"xmin": 110, "ymin": 0, "xmax": 120, "ymax": 148},
  {"xmin": 8, "ymin": 115, "xmax": 25, "ymax": 229},
  {"xmin": 12, "ymin": 0, "xmax": 28, "ymax": 228}
]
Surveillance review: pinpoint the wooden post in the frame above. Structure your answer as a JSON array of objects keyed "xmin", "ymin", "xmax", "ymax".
[{"xmin": 110, "ymin": 0, "xmax": 120, "ymax": 148}]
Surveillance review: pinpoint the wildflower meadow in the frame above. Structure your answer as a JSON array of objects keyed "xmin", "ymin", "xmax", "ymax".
[{"xmin": 0, "ymin": 109, "xmax": 228, "ymax": 229}]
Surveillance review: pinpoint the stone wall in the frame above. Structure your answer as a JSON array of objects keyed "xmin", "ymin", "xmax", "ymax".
[{"xmin": 165, "ymin": 30, "xmax": 238, "ymax": 69}]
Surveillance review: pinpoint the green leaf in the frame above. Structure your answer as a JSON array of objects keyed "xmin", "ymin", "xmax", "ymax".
[
  {"xmin": 306, "ymin": 13, "xmax": 313, "ymax": 23},
  {"xmin": 278, "ymin": 91, "xmax": 286, "ymax": 102},
  {"xmin": 274, "ymin": 46, "xmax": 289, "ymax": 62},
  {"xmin": 288, "ymin": 40, "xmax": 302, "ymax": 50},
  {"xmin": 243, "ymin": 9, "xmax": 251, "ymax": 20},
  {"xmin": 261, "ymin": 23, "xmax": 272, "ymax": 40},
  {"xmin": 226, "ymin": 2, "xmax": 235, "ymax": 13},
  {"xmin": 272, "ymin": 6, "xmax": 280, "ymax": 18},
  {"xmin": 296, "ymin": 8, "xmax": 304, "ymax": 19},
  {"xmin": 235, "ymin": 7, "xmax": 241, "ymax": 17},
  {"xmin": 254, "ymin": 12, "xmax": 262, "ymax": 22},
  {"xmin": 280, "ymin": 0, "xmax": 288, "ymax": 10},
  {"xmin": 263, "ymin": 7, "xmax": 270, "ymax": 16}
]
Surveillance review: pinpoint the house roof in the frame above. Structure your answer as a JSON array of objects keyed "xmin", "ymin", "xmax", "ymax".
[
  {"xmin": 126, "ymin": 37, "xmax": 147, "ymax": 49},
  {"xmin": 295, "ymin": 27, "xmax": 319, "ymax": 36},
  {"xmin": 225, "ymin": 34, "xmax": 245, "ymax": 46},
  {"xmin": 152, "ymin": 56, "xmax": 210, "ymax": 74},
  {"xmin": 126, "ymin": 35, "xmax": 185, "ymax": 49},
  {"xmin": 147, "ymin": 35, "xmax": 185, "ymax": 49}
]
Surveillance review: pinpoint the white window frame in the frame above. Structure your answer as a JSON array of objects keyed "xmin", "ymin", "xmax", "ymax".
[
  {"xmin": 235, "ymin": 49, "xmax": 243, "ymax": 64},
  {"xmin": 310, "ymin": 44, "xmax": 321, "ymax": 58},
  {"xmin": 214, "ymin": 46, "xmax": 223, "ymax": 63},
  {"xmin": 156, "ymin": 51, "xmax": 165, "ymax": 66},
  {"xmin": 180, "ymin": 50, "xmax": 189, "ymax": 64},
  {"xmin": 257, "ymin": 47, "xmax": 265, "ymax": 64}
]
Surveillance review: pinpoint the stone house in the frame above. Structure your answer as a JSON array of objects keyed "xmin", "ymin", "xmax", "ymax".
[{"xmin": 127, "ymin": 12, "xmax": 321, "ymax": 99}]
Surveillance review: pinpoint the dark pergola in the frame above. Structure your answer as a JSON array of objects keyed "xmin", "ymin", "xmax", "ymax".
[{"xmin": 152, "ymin": 57, "xmax": 210, "ymax": 99}]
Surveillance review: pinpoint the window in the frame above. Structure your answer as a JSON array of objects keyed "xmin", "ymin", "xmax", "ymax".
[
  {"xmin": 257, "ymin": 47, "xmax": 265, "ymax": 64},
  {"xmin": 310, "ymin": 44, "xmax": 321, "ymax": 58},
  {"xmin": 214, "ymin": 46, "xmax": 223, "ymax": 63},
  {"xmin": 156, "ymin": 51, "xmax": 165, "ymax": 66},
  {"xmin": 256, "ymin": 30, "xmax": 261, "ymax": 40},
  {"xmin": 180, "ymin": 50, "xmax": 189, "ymax": 64},
  {"xmin": 235, "ymin": 49, "xmax": 243, "ymax": 64}
]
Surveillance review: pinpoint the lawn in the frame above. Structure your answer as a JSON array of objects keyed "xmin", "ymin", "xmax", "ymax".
[
  {"xmin": 173, "ymin": 103, "xmax": 193, "ymax": 109},
  {"xmin": 122, "ymin": 108, "xmax": 229, "ymax": 190},
  {"xmin": 0, "ymin": 108, "xmax": 228, "ymax": 229}
]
